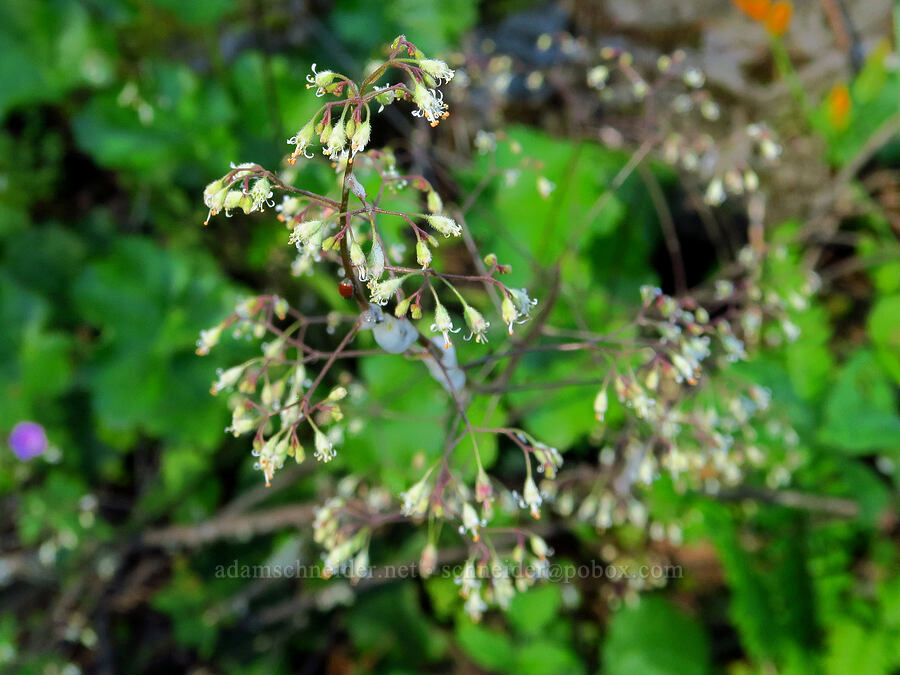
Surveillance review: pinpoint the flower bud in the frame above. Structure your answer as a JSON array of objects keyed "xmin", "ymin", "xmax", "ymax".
[
  {"xmin": 327, "ymin": 386, "xmax": 348, "ymax": 402},
  {"xmin": 427, "ymin": 190, "xmax": 443, "ymax": 214},
  {"xmin": 349, "ymin": 239, "xmax": 366, "ymax": 276},
  {"xmin": 394, "ymin": 296, "xmax": 412, "ymax": 318},
  {"xmin": 475, "ymin": 467, "xmax": 493, "ymax": 504},
  {"xmin": 530, "ymin": 535, "xmax": 549, "ymax": 559},
  {"xmin": 224, "ymin": 190, "xmax": 244, "ymax": 212},
  {"xmin": 420, "ymin": 542, "xmax": 438, "ymax": 577},
  {"xmin": 594, "ymin": 387, "xmax": 608, "ymax": 421},
  {"xmin": 416, "ymin": 240, "xmax": 431, "ymax": 268},
  {"xmin": 368, "ymin": 238, "xmax": 385, "ymax": 280}
]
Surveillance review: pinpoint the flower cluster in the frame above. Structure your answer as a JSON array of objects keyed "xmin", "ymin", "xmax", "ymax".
[
  {"xmin": 197, "ymin": 34, "xmax": 815, "ymax": 624},
  {"xmin": 283, "ymin": 36, "xmax": 455, "ymax": 165},
  {"xmin": 202, "ymin": 164, "xmax": 273, "ymax": 225}
]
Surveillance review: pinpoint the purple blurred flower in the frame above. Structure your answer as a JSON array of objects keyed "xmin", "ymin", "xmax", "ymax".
[{"xmin": 8, "ymin": 421, "xmax": 48, "ymax": 461}]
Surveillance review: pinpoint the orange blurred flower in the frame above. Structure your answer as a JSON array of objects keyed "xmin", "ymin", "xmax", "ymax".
[
  {"xmin": 732, "ymin": 0, "xmax": 770, "ymax": 22},
  {"xmin": 826, "ymin": 83, "xmax": 852, "ymax": 130},
  {"xmin": 732, "ymin": 0, "xmax": 793, "ymax": 36},
  {"xmin": 765, "ymin": 1, "xmax": 793, "ymax": 36}
]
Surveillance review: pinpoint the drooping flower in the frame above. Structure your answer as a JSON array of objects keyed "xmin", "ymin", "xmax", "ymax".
[
  {"xmin": 463, "ymin": 305, "xmax": 490, "ymax": 343},
  {"xmin": 350, "ymin": 119, "xmax": 371, "ymax": 155},
  {"xmin": 369, "ymin": 276, "xmax": 406, "ymax": 305},
  {"xmin": 313, "ymin": 428, "xmax": 336, "ymax": 462},
  {"xmin": 411, "ymin": 81, "xmax": 449, "ymax": 127},
  {"xmin": 323, "ymin": 118, "xmax": 347, "ymax": 158},
  {"xmin": 401, "ymin": 470, "xmax": 433, "ymax": 517},
  {"xmin": 287, "ymin": 120, "xmax": 316, "ymax": 163},
  {"xmin": 418, "ymin": 59, "xmax": 455, "ymax": 84},
  {"xmin": 523, "ymin": 476, "xmax": 542, "ymax": 518},
  {"xmin": 431, "ymin": 301, "xmax": 460, "ymax": 348},
  {"xmin": 306, "ymin": 63, "xmax": 337, "ymax": 96},
  {"xmin": 210, "ymin": 365, "xmax": 245, "ymax": 395},
  {"xmin": 425, "ymin": 214, "xmax": 461, "ymax": 237},
  {"xmin": 501, "ymin": 288, "xmax": 537, "ymax": 333},
  {"xmin": 196, "ymin": 324, "xmax": 224, "ymax": 355},
  {"xmin": 461, "ymin": 502, "xmax": 482, "ymax": 541}
]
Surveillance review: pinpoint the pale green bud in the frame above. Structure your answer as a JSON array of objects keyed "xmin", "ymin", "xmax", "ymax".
[
  {"xmin": 416, "ymin": 240, "xmax": 431, "ymax": 268},
  {"xmin": 427, "ymin": 190, "xmax": 443, "ymax": 214}
]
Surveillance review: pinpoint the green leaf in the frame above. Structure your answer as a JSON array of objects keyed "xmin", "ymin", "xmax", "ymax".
[
  {"xmin": 824, "ymin": 621, "xmax": 892, "ymax": 675},
  {"xmin": 818, "ymin": 350, "xmax": 900, "ymax": 453},
  {"xmin": 342, "ymin": 353, "xmax": 448, "ymax": 490},
  {"xmin": 869, "ymin": 295, "xmax": 900, "ymax": 386},
  {"xmin": 602, "ymin": 595, "xmax": 710, "ymax": 675},
  {"xmin": 347, "ymin": 584, "xmax": 447, "ymax": 665},
  {"xmin": 455, "ymin": 620, "xmax": 516, "ymax": 673},
  {"xmin": 513, "ymin": 640, "xmax": 583, "ymax": 675},
  {"xmin": 507, "ymin": 584, "xmax": 562, "ymax": 636}
]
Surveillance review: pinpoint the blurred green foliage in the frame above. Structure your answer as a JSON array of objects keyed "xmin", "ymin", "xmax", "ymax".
[{"xmin": 1, "ymin": 0, "xmax": 899, "ymax": 673}]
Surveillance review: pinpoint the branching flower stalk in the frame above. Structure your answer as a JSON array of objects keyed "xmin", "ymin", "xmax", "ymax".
[{"xmin": 197, "ymin": 35, "xmax": 814, "ymax": 620}]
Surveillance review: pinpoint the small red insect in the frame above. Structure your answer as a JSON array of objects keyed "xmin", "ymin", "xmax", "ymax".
[{"xmin": 338, "ymin": 278, "xmax": 354, "ymax": 299}]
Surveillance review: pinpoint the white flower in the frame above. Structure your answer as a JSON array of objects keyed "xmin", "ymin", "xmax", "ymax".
[
  {"xmin": 594, "ymin": 387, "xmax": 608, "ymax": 421},
  {"xmin": 425, "ymin": 214, "xmax": 461, "ymax": 237},
  {"xmin": 530, "ymin": 535, "xmax": 549, "ymax": 559},
  {"xmin": 501, "ymin": 288, "xmax": 537, "ymax": 333},
  {"xmin": 523, "ymin": 476, "xmax": 542, "ymax": 518},
  {"xmin": 287, "ymin": 120, "xmax": 316, "ymax": 163},
  {"xmin": 431, "ymin": 302, "xmax": 460, "ymax": 348},
  {"xmin": 461, "ymin": 502, "xmax": 482, "ymax": 540},
  {"xmin": 369, "ymin": 276, "xmax": 406, "ymax": 305},
  {"xmin": 289, "ymin": 219, "xmax": 324, "ymax": 248},
  {"xmin": 464, "ymin": 588, "xmax": 487, "ymax": 621},
  {"xmin": 411, "ymin": 81, "xmax": 449, "ymax": 127},
  {"xmin": 323, "ymin": 118, "xmax": 347, "ymax": 158},
  {"xmin": 350, "ymin": 119, "xmax": 371, "ymax": 154},
  {"xmin": 210, "ymin": 365, "xmax": 244, "ymax": 395},
  {"xmin": 314, "ymin": 428, "xmax": 336, "ymax": 462},
  {"xmin": 196, "ymin": 324, "xmax": 223, "ymax": 355},
  {"xmin": 463, "ymin": 305, "xmax": 490, "ymax": 343},
  {"xmin": 419, "ymin": 59, "xmax": 455, "ymax": 84},
  {"xmin": 306, "ymin": 63, "xmax": 336, "ymax": 96},
  {"xmin": 401, "ymin": 471, "xmax": 433, "ymax": 517},
  {"xmin": 704, "ymin": 177, "xmax": 725, "ymax": 206},
  {"xmin": 249, "ymin": 178, "xmax": 273, "ymax": 212},
  {"xmin": 492, "ymin": 573, "xmax": 515, "ymax": 609}
]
